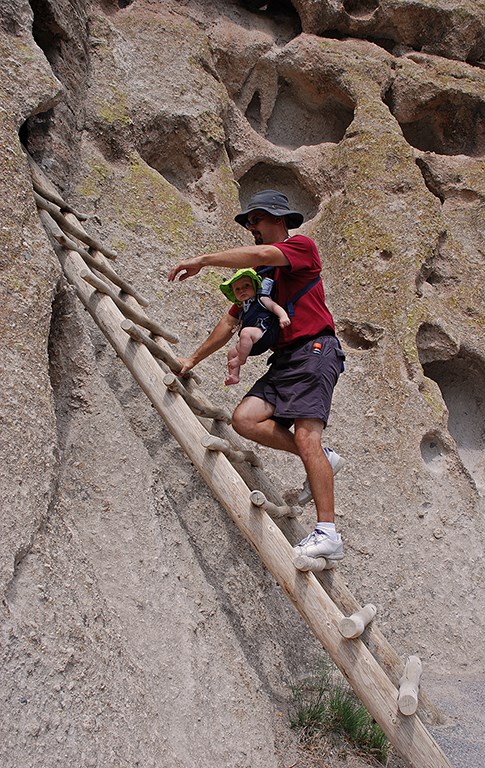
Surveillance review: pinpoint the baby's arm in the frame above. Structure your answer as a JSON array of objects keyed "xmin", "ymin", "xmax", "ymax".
[{"xmin": 259, "ymin": 295, "xmax": 291, "ymax": 328}]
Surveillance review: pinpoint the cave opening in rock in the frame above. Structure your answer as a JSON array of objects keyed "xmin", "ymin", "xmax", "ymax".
[
  {"xmin": 237, "ymin": 162, "xmax": 319, "ymax": 224},
  {"xmin": 263, "ymin": 78, "xmax": 355, "ymax": 149},
  {"xmin": 384, "ymin": 88, "xmax": 485, "ymax": 157},
  {"xmin": 138, "ymin": 115, "xmax": 214, "ymax": 195},
  {"xmin": 245, "ymin": 91, "xmax": 264, "ymax": 135},
  {"xmin": 29, "ymin": 0, "xmax": 67, "ymax": 65},
  {"xmin": 19, "ymin": 109, "xmax": 54, "ymax": 169},
  {"xmin": 418, "ymin": 338, "xmax": 484, "ymax": 490},
  {"xmin": 240, "ymin": 0, "xmax": 301, "ymax": 27},
  {"xmin": 24, "ymin": 0, "xmax": 89, "ymax": 186}
]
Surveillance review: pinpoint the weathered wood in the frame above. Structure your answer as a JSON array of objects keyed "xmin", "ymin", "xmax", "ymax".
[
  {"xmin": 120, "ymin": 320, "xmax": 201, "ymax": 383},
  {"xmin": 53, "ymin": 240, "xmax": 453, "ymax": 768},
  {"xmin": 250, "ymin": 490, "xmax": 300, "ymax": 520},
  {"xmin": 399, "ymin": 655, "xmax": 423, "ymax": 716},
  {"xmin": 84, "ymin": 248, "xmax": 150, "ymax": 307},
  {"xmin": 201, "ymin": 434, "xmax": 261, "ymax": 467},
  {"xmin": 34, "ymin": 191, "xmax": 118, "ymax": 260},
  {"xmin": 293, "ymin": 554, "xmax": 336, "ymax": 572},
  {"xmin": 163, "ymin": 373, "xmax": 231, "ymax": 423},
  {"xmin": 81, "ymin": 269, "xmax": 179, "ymax": 342},
  {"xmin": 340, "ymin": 604, "xmax": 377, "ymax": 639},
  {"xmin": 207, "ymin": 417, "xmax": 444, "ymax": 726},
  {"xmin": 39, "ymin": 210, "xmax": 150, "ymax": 306},
  {"xmin": 25, "ymin": 151, "xmax": 89, "ymax": 219}
]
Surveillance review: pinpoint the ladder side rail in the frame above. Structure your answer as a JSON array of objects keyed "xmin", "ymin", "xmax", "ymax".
[
  {"xmin": 34, "ymin": 191, "xmax": 118, "ymax": 260},
  {"xmin": 24, "ymin": 149, "xmax": 89, "ymax": 220},
  {"xmin": 31, "ymin": 160, "xmax": 445, "ymax": 726},
  {"xmin": 206, "ymin": 418, "xmax": 443, "ymax": 726},
  {"xmin": 40, "ymin": 209, "xmax": 150, "ymax": 307},
  {"xmin": 55, "ymin": 241, "xmax": 452, "ymax": 768}
]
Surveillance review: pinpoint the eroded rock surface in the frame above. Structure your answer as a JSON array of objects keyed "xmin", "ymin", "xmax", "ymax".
[{"xmin": 1, "ymin": 1, "xmax": 484, "ymax": 766}]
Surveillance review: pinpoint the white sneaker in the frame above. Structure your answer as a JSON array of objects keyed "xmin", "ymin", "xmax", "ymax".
[
  {"xmin": 297, "ymin": 448, "xmax": 345, "ymax": 506},
  {"xmin": 293, "ymin": 529, "xmax": 344, "ymax": 560}
]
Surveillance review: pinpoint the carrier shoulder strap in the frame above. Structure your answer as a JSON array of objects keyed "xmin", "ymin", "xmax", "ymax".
[
  {"xmin": 255, "ymin": 268, "xmax": 321, "ymax": 317},
  {"xmin": 286, "ymin": 276, "xmax": 321, "ymax": 317}
]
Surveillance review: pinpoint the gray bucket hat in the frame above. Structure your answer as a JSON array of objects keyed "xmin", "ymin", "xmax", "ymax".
[{"xmin": 235, "ymin": 189, "xmax": 304, "ymax": 229}]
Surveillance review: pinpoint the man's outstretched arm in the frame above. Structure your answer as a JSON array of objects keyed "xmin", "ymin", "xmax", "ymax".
[
  {"xmin": 167, "ymin": 244, "xmax": 289, "ymax": 283},
  {"xmin": 178, "ymin": 313, "xmax": 239, "ymax": 375}
]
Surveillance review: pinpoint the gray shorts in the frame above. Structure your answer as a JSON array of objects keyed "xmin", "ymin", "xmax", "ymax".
[{"xmin": 244, "ymin": 335, "xmax": 345, "ymax": 427}]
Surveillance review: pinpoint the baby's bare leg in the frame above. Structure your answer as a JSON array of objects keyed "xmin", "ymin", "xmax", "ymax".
[
  {"xmin": 225, "ymin": 328, "xmax": 263, "ymax": 386},
  {"xmin": 226, "ymin": 345, "xmax": 241, "ymax": 385},
  {"xmin": 237, "ymin": 327, "xmax": 263, "ymax": 365}
]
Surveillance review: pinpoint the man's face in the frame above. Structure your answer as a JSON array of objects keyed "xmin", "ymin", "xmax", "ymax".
[
  {"xmin": 245, "ymin": 210, "xmax": 281, "ymax": 244},
  {"xmin": 232, "ymin": 276, "xmax": 256, "ymax": 302}
]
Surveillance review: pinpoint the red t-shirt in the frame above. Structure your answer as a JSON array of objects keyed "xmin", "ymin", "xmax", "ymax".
[{"xmin": 228, "ymin": 235, "xmax": 334, "ymax": 348}]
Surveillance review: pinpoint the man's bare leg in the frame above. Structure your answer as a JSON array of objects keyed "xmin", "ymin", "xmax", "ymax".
[
  {"xmin": 233, "ymin": 401, "xmax": 334, "ymax": 516},
  {"xmin": 233, "ymin": 402, "xmax": 342, "ymax": 558},
  {"xmin": 232, "ymin": 396, "xmax": 299, "ymax": 454},
  {"xmin": 293, "ymin": 418, "xmax": 334, "ymax": 523},
  {"xmin": 293, "ymin": 419, "xmax": 343, "ymax": 559}
]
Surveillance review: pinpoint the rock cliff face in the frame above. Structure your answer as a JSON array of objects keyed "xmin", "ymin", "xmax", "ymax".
[{"xmin": 0, "ymin": 1, "xmax": 484, "ymax": 766}]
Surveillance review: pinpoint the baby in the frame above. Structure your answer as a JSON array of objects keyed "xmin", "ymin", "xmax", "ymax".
[{"xmin": 220, "ymin": 268, "xmax": 290, "ymax": 385}]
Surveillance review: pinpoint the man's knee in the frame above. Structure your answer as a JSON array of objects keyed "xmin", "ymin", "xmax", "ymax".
[
  {"xmin": 231, "ymin": 411, "xmax": 244, "ymax": 436},
  {"xmin": 232, "ymin": 400, "xmax": 251, "ymax": 436},
  {"xmin": 294, "ymin": 420, "xmax": 324, "ymax": 458},
  {"xmin": 232, "ymin": 396, "xmax": 273, "ymax": 437}
]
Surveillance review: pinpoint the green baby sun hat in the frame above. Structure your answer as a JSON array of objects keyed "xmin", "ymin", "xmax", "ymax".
[{"xmin": 219, "ymin": 268, "xmax": 262, "ymax": 304}]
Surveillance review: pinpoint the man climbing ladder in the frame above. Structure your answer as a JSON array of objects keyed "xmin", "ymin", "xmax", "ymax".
[{"xmin": 168, "ymin": 190, "xmax": 346, "ymax": 561}]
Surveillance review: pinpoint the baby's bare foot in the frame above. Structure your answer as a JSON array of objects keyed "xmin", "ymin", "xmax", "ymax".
[{"xmin": 225, "ymin": 375, "xmax": 240, "ymax": 385}]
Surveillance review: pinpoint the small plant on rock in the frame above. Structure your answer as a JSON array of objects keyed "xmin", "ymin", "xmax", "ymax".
[{"xmin": 289, "ymin": 658, "xmax": 389, "ymax": 765}]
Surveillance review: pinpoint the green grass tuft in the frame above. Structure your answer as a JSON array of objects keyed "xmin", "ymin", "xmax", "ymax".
[{"xmin": 289, "ymin": 658, "xmax": 389, "ymax": 765}]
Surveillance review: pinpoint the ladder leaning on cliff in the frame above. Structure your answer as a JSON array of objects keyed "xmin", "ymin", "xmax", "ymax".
[{"xmin": 27, "ymin": 149, "xmax": 452, "ymax": 768}]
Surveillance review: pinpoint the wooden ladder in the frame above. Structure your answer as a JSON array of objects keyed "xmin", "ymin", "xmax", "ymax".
[{"xmin": 28, "ymin": 151, "xmax": 453, "ymax": 768}]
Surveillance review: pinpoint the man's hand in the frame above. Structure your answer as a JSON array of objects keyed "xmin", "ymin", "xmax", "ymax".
[
  {"xmin": 177, "ymin": 356, "xmax": 197, "ymax": 376},
  {"xmin": 167, "ymin": 258, "xmax": 202, "ymax": 282}
]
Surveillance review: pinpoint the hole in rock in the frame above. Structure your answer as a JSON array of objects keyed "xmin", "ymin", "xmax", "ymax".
[
  {"xmin": 29, "ymin": 0, "xmax": 68, "ymax": 64},
  {"xmin": 377, "ymin": 249, "xmax": 392, "ymax": 261},
  {"xmin": 26, "ymin": 0, "xmax": 89, "ymax": 186},
  {"xmin": 237, "ymin": 163, "xmax": 319, "ymax": 224},
  {"xmin": 337, "ymin": 319, "xmax": 384, "ymax": 350},
  {"xmin": 416, "ymin": 251, "xmax": 458, "ymax": 293},
  {"xmin": 420, "ymin": 431, "xmax": 448, "ymax": 470},
  {"xmin": 385, "ymin": 89, "xmax": 485, "ymax": 156},
  {"xmin": 19, "ymin": 110, "xmax": 54, "ymax": 166},
  {"xmin": 262, "ymin": 78, "xmax": 355, "ymax": 149},
  {"xmin": 416, "ymin": 323, "xmax": 459, "ymax": 366},
  {"xmin": 367, "ymin": 37, "xmax": 396, "ymax": 54},
  {"xmin": 240, "ymin": 0, "xmax": 300, "ymax": 24},
  {"xmin": 138, "ymin": 118, "xmax": 205, "ymax": 194},
  {"xmin": 245, "ymin": 92, "xmax": 264, "ymax": 134},
  {"xmin": 415, "ymin": 234, "xmax": 459, "ymax": 294},
  {"xmin": 421, "ymin": 349, "xmax": 485, "ymax": 489},
  {"xmin": 343, "ymin": 0, "xmax": 379, "ymax": 19}
]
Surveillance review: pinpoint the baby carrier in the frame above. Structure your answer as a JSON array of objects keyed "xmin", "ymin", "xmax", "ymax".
[{"xmin": 243, "ymin": 269, "xmax": 322, "ymax": 356}]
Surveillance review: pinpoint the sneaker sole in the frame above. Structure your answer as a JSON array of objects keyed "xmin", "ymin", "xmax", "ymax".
[{"xmin": 293, "ymin": 546, "xmax": 345, "ymax": 561}]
